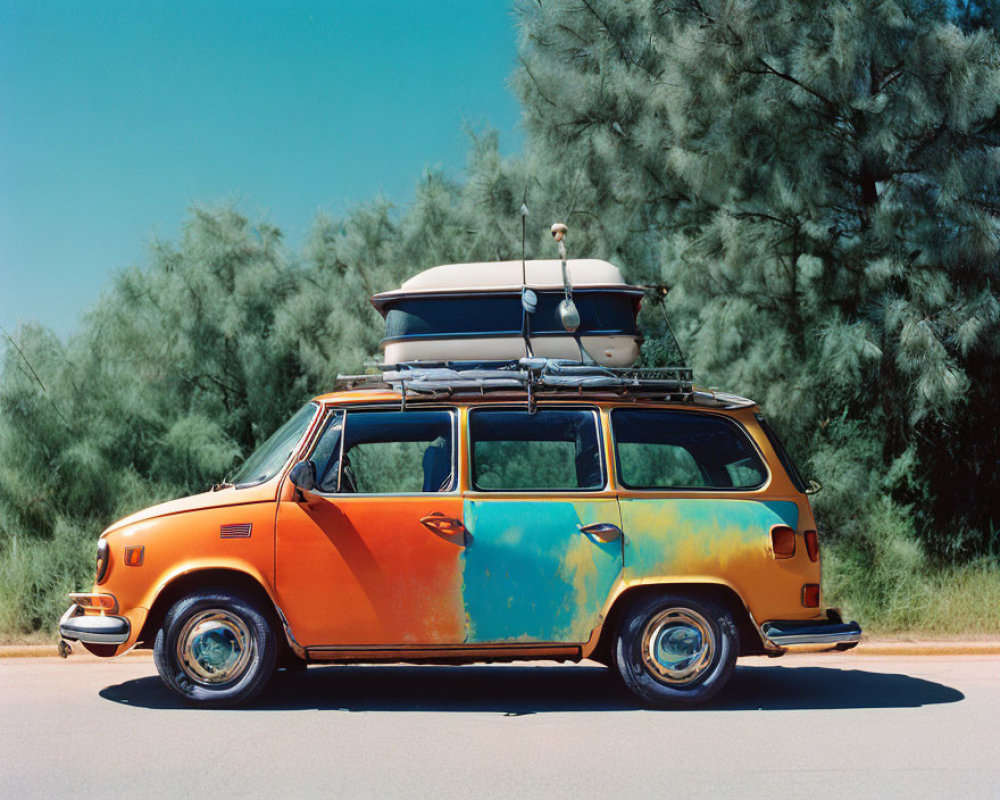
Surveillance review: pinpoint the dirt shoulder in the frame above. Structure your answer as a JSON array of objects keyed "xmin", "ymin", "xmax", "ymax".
[
  {"xmin": 0, "ymin": 643, "xmax": 153, "ymax": 659},
  {"xmin": 840, "ymin": 637, "xmax": 1000, "ymax": 656}
]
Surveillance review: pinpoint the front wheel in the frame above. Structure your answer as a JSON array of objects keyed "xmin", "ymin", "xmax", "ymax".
[
  {"xmin": 153, "ymin": 590, "xmax": 277, "ymax": 707},
  {"xmin": 613, "ymin": 593, "xmax": 738, "ymax": 708}
]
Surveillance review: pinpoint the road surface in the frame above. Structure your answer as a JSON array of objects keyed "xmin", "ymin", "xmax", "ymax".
[{"xmin": 1, "ymin": 652, "xmax": 997, "ymax": 798}]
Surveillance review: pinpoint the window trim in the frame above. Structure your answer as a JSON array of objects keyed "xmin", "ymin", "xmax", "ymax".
[
  {"xmin": 300, "ymin": 408, "xmax": 345, "ymax": 494},
  {"xmin": 610, "ymin": 407, "xmax": 770, "ymax": 493},
  {"xmin": 467, "ymin": 405, "xmax": 607, "ymax": 494},
  {"xmin": 754, "ymin": 413, "xmax": 807, "ymax": 493},
  {"xmin": 303, "ymin": 405, "xmax": 460, "ymax": 497}
]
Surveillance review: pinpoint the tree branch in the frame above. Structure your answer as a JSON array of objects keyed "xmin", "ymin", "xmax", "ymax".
[
  {"xmin": 518, "ymin": 57, "xmax": 558, "ymax": 107},
  {"xmin": 751, "ymin": 58, "xmax": 841, "ymax": 117}
]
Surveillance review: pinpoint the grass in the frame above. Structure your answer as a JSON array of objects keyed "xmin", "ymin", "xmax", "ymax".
[
  {"xmin": 0, "ymin": 519, "xmax": 93, "ymax": 638},
  {"xmin": 825, "ymin": 544, "xmax": 1000, "ymax": 636},
  {"xmin": 0, "ymin": 631, "xmax": 56, "ymax": 646}
]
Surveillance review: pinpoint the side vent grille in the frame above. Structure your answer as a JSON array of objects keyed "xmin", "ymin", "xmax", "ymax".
[{"xmin": 220, "ymin": 523, "xmax": 252, "ymax": 539}]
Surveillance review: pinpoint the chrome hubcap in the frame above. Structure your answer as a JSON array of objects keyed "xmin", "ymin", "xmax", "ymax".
[
  {"xmin": 176, "ymin": 609, "xmax": 253, "ymax": 686},
  {"xmin": 641, "ymin": 607, "xmax": 716, "ymax": 685}
]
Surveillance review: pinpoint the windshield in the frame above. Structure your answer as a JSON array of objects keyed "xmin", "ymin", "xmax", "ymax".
[{"xmin": 229, "ymin": 402, "xmax": 318, "ymax": 487}]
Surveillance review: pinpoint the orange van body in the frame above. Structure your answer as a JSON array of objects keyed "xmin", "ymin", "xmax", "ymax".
[{"xmin": 62, "ymin": 390, "xmax": 845, "ymax": 666}]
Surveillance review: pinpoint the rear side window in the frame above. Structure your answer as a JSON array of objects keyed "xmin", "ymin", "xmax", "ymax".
[
  {"xmin": 612, "ymin": 409, "xmax": 767, "ymax": 490},
  {"xmin": 470, "ymin": 408, "xmax": 604, "ymax": 491}
]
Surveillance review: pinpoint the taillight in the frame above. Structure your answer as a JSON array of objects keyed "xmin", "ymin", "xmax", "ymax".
[
  {"xmin": 802, "ymin": 584, "xmax": 820, "ymax": 607},
  {"xmin": 804, "ymin": 530, "xmax": 819, "ymax": 562},
  {"xmin": 95, "ymin": 539, "xmax": 110, "ymax": 584},
  {"xmin": 770, "ymin": 525, "xmax": 796, "ymax": 558}
]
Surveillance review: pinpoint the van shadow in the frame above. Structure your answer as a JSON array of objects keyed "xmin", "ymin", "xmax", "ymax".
[{"xmin": 99, "ymin": 662, "xmax": 965, "ymax": 713}]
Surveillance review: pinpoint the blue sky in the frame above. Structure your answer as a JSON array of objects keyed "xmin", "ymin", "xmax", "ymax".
[{"xmin": 0, "ymin": 1, "xmax": 522, "ymax": 337}]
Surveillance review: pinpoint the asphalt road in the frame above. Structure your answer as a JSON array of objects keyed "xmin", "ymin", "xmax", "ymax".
[{"xmin": 1, "ymin": 652, "xmax": 997, "ymax": 799}]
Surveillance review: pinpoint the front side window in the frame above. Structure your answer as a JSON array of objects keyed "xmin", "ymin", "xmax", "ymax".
[
  {"xmin": 310, "ymin": 409, "xmax": 455, "ymax": 494},
  {"xmin": 229, "ymin": 402, "xmax": 318, "ymax": 487},
  {"xmin": 470, "ymin": 408, "xmax": 604, "ymax": 491},
  {"xmin": 612, "ymin": 409, "xmax": 767, "ymax": 490}
]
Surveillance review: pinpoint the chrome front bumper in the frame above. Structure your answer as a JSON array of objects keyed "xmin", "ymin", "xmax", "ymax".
[
  {"xmin": 59, "ymin": 605, "xmax": 131, "ymax": 645},
  {"xmin": 761, "ymin": 610, "xmax": 862, "ymax": 650}
]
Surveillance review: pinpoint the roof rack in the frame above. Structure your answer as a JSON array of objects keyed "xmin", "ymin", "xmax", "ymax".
[{"xmin": 336, "ymin": 358, "xmax": 755, "ymax": 409}]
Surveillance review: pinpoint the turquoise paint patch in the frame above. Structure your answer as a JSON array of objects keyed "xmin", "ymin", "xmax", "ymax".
[
  {"xmin": 462, "ymin": 499, "xmax": 622, "ymax": 643},
  {"xmin": 620, "ymin": 498, "xmax": 799, "ymax": 574},
  {"xmin": 763, "ymin": 500, "xmax": 799, "ymax": 528}
]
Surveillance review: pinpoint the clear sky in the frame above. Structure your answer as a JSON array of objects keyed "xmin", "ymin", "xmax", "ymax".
[{"xmin": 0, "ymin": 1, "xmax": 522, "ymax": 337}]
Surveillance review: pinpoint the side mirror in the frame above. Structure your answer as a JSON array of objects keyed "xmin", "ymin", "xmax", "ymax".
[{"xmin": 288, "ymin": 460, "xmax": 317, "ymax": 494}]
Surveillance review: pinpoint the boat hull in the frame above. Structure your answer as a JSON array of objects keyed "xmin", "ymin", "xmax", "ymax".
[{"xmin": 377, "ymin": 287, "xmax": 643, "ymax": 368}]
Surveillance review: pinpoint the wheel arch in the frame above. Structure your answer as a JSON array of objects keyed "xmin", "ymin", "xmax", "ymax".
[
  {"xmin": 586, "ymin": 581, "xmax": 768, "ymax": 664},
  {"xmin": 137, "ymin": 567, "xmax": 299, "ymax": 657}
]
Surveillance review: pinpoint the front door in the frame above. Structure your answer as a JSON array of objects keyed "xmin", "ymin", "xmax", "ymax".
[
  {"xmin": 461, "ymin": 407, "xmax": 623, "ymax": 644},
  {"xmin": 275, "ymin": 408, "xmax": 468, "ymax": 647}
]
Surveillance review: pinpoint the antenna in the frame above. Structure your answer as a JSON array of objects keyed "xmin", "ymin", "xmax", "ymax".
[
  {"xmin": 519, "ymin": 200, "xmax": 535, "ymax": 357},
  {"xmin": 520, "ymin": 194, "xmax": 529, "ymax": 285}
]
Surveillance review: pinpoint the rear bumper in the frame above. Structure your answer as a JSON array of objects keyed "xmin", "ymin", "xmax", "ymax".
[
  {"xmin": 761, "ymin": 610, "xmax": 862, "ymax": 651},
  {"xmin": 59, "ymin": 605, "xmax": 131, "ymax": 645}
]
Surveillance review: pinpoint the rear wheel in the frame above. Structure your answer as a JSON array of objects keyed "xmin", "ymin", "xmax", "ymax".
[
  {"xmin": 153, "ymin": 590, "xmax": 277, "ymax": 707},
  {"xmin": 614, "ymin": 592, "xmax": 738, "ymax": 708}
]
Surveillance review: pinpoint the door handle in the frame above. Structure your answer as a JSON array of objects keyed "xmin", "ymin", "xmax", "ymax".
[
  {"xmin": 420, "ymin": 513, "xmax": 468, "ymax": 546},
  {"xmin": 578, "ymin": 522, "xmax": 623, "ymax": 544}
]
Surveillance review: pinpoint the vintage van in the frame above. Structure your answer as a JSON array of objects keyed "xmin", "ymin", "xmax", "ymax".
[{"xmin": 59, "ymin": 359, "xmax": 861, "ymax": 708}]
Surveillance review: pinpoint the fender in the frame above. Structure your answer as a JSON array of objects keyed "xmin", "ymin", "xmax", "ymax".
[
  {"xmin": 133, "ymin": 558, "xmax": 307, "ymax": 660},
  {"xmin": 581, "ymin": 575, "xmax": 770, "ymax": 659}
]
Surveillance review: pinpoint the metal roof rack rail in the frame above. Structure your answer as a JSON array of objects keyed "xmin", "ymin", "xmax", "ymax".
[
  {"xmin": 338, "ymin": 357, "xmax": 690, "ymax": 393},
  {"xmin": 336, "ymin": 358, "xmax": 753, "ymax": 409}
]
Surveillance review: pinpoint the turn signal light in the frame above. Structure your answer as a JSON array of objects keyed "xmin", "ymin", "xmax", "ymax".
[
  {"xmin": 770, "ymin": 525, "xmax": 796, "ymax": 558},
  {"xmin": 802, "ymin": 584, "xmax": 820, "ymax": 608},
  {"xmin": 69, "ymin": 593, "xmax": 117, "ymax": 612},
  {"xmin": 804, "ymin": 530, "xmax": 819, "ymax": 562},
  {"xmin": 124, "ymin": 545, "xmax": 144, "ymax": 566}
]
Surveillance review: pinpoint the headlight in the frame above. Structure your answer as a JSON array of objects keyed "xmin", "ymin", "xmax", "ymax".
[{"xmin": 95, "ymin": 539, "xmax": 110, "ymax": 584}]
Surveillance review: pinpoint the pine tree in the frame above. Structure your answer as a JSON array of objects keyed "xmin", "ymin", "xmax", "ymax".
[{"xmin": 515, "ymin": 0, "xmax": 1000, "ymax": 556}]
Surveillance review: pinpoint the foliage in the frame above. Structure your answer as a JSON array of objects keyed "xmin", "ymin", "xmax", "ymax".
[
  {"xmin": 2, "ymin": 1, "xmax": 1000, "ymax": 635},
  {"xmin": 515, "ymin": 0, "xmax": 1000, "ymax": 559}
]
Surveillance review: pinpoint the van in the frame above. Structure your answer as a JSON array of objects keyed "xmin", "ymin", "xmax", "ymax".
[{"xmin": 59, "ymin": 359, "xmax": 860, "ymax": 707}]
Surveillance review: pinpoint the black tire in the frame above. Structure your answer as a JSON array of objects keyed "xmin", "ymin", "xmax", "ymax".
[
  {"xmin": 153, "ymin": 589, "xmax": 277, "ymax": 708},
  {"xmin": 613, "ymin": 592, "xmax": 738, "ymax": 708}
]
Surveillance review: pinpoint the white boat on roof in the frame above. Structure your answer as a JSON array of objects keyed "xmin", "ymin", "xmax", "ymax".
[{"xmin": 371, "ymin": 258, "xmax": 644, "ymax": 367}]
